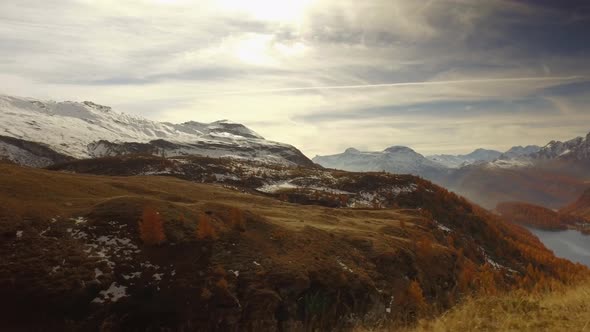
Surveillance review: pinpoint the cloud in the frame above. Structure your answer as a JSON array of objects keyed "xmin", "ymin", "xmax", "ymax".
[{"xmin": 0, "ymin": 0, "xmax": 589, "ymax": 157}]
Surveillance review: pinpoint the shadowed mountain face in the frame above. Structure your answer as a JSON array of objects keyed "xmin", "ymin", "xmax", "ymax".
[
  {"xmin": 561, "ymin": 188, "xmax": 590, "ymax": 219},
  {"xmin": 0, "ymin": 135, "xmax": 74, "ymax": 167},
  {"xmin": 0, "ymin": 95, "xmax": 314, "ymax": 167}
]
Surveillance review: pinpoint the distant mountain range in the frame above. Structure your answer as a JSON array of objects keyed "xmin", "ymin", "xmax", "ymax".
[
  {"xmin": 314, "ymin": 145, "xmax": 543, "ymax": 173},
  {"xmin": 0, "ymin": 95, "xmax": 313, "ymax": 167},
  {"xmin": 313, "ymin": 133, "xmax": 590, "ymax": 209},
  {"xmin": 2, "ymin": 93, "xmax": 589, "ymax": 210},
  {"xmin": 427, "ymin": 148, "xmax": 504, "ymax": 168},
  {"xmin": 312, "ymin": 146, "xmax": 449, "ymax": 180}
]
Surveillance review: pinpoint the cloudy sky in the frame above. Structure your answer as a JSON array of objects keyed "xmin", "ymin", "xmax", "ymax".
[{"xmin": 1, "ymin": 0, "xmax": 589, "ymax": 157}]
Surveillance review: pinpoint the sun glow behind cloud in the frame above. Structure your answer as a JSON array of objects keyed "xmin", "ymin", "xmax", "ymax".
[
  {"xmin": 217, "ymin": 0, "xmax": 313, "ymax": 23},
  {"xmin": 1, "ymin": 0, "xmax": 589, "ymax": 157}
]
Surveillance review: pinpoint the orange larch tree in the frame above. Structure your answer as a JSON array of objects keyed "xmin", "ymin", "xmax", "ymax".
[
  {"xmin": 196, "ymin": 212, "xmax": 217, "ymax": 240},
  {"xmin": 139, "ymin": 206, "xmax": 166, "ymax": 245}
]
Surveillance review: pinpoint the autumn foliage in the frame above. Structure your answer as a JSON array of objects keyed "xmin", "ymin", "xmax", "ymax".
[
  {"xmin": 396, "ymin": 280, "xmax": 428, "ymax": 320},
  {"xmin": 230, "ymin": 207, "xmax": 246, "ymax": 231},
  {"xmin": 139, "ymin": 206, "xmax": 166, "ymax": 245},
  {"xmin": 496, "ymin": 201, "xmax": 584, "ymax": 230},
  {"xmin": 196, "ymin": 212, "xmax": 217, "ymax": 240}
]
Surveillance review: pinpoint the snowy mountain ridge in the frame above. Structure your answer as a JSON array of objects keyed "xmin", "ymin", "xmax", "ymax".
[
  {"xmin": 427, "ymin": 148, "xmax": 502, "ymax": 168},
  {"xmin": 0, "ymin": 95, "xmax": 312, "ymax": 167},
  {"xmin": 312, "ymin": 145, "xmax": 448, "ymax": 180},
  {"xmin": 532, "ymin": 133, "xmax": 590, "ymax": 161}
]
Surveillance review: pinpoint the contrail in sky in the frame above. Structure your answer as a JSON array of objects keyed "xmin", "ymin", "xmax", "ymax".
[{"xmin": 204, "ymin": 76, "xmax": 585, "ymax": 96}]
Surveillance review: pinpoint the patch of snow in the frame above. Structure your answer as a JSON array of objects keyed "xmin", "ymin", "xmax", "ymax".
[
  {"xmin": 486, "ymin": 159, "xmax": 533, "ymax": 169},
  {"xmin": 434, "ymin": 220, "xmax": 452, "ymax": 233},
  {"xmin": 141, "ymin": 261, "xmax": 160, "ymax": 270},
  {"xmin": 486, "ymin": 257, "xmax": 502, "ymax": 270},
  {"xmin": 122, "ymin": 272, "xmax": 142, "ymax": 280},
  {"xmin": 39, "ymin": 226, "xmax": 51, "ymax": 236},
  {"xmin": 337, "ymin": 259, "xmax": 354, "ymax": 273},
  {"xmin": 256, "ymin": 181, "xmax": 299, "ymax": 193},
  {"xmin": 214, "ymin": 173, "xmax": 240, "ymax": 182},
  {"xmin": 385, "ymin": 295, "xmax": 395, "ymax": 314},
  {"xmin": 92, "ymin": 282, "xmax": 128, "ymax": 303},
  {"xmin": 71, "ymin": 216, "xmax": 87, "ymax": 225}
]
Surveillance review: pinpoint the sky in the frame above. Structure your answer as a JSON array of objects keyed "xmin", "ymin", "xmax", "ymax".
[{"xmin": 1, "ymin": 0, "xmax": 589, "ymax": 157}]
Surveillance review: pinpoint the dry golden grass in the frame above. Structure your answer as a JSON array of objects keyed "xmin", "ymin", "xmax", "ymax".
[
  {"xmin": 0, "ymin": 163, "xmax": 425, "ymax": 237},
  {"xmin": 405, "ymin": 281, "xmax": 590, "ymax": 332}
]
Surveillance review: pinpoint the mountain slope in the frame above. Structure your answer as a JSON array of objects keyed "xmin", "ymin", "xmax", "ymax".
[
  {"xmin": 441, "ymin": 131, "xmax": 590, "ymax": 209},
  {"xmin": 427, "ymin": 148, "xmax": 502, "ymax": 168},
  {"xmin": 561, "ymin": 188, "xmax": 590, "ymax": 219},
  {"xmin": 1, "ymin": 161, "xmax": 587, "ymax": 330},
  {"xmin": 410, "ymin": 281, "xmax": 590, "ymax": 332},
  {"xmin": 496, "ymin": 201, "xmax": 586, "ymax": 231},
  {"xmin": 533, "ymin": 133, "xmax": 590, "ymax": 161},
  {"xmin": 499, "ymin": 145, "xmax": 541, "ymax": 159},
  {"xmin": 0, "ymin": 95, "xmax": 313, "ymax": 167},
  {"xmin": 0, "ymin": 135, "xmax": 74, "ymax": 167},
  {"xmin": 441, "ymin": 160, "xmax": 590, "ymax": 209},
  {"xmin": 312, "ymin": 146, "xmax": 448, "ymax": 180}
]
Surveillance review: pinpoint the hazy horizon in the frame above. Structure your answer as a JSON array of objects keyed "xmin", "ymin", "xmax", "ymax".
[{"xmin": 1, "ymin": 0, "xmax": 589, "ymax": 156}]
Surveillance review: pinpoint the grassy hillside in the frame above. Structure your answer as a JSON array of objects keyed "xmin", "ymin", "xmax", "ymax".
[
  {"xmin": 408, "ymin": 281, "xmax": 590, "ymax": 332},
  {"xmin": 496, "ymin": 201, "xmax": 588, "ymax": 231},
  {"xmin": 561, "ymin": 188, "xmax": 590, "ymax": 219},
  {"xmin": 1, "ymin": 161, "xmax": 588, "ymax": 330}
]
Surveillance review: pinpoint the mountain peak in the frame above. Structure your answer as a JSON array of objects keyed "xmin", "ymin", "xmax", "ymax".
[
  {"xmin": 344, "ymin": 147, "xmax": 360, "ymax": 154},
  {"xmin": 0, "ymin": 94, "xmax": 311, "ymax": 167},
  {"xmin": 383, "ymin": 146, "xmax": 415, "ymax": 154},
  {"xmin": 83, "ymin": 101, "xmax": 112, "ymax": 113}
]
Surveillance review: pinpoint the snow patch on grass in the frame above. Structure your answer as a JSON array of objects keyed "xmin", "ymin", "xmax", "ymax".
[{"xmin": 92, "ymin": 282, "xmax": 128, "ymax": 303}]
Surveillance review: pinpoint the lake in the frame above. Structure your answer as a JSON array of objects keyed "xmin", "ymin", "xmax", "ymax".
[{"xmin": 527, "ymin": 228, "xmax": 590, "ymax": 267}]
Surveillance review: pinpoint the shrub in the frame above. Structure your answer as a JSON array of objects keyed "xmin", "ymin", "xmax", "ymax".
[
  {"xmin": 196, "ymin": 212, "xmax": 217, "ymax": 240},
  {"xmin": 405, "ymin": 280, "xmax": 427, "ymax": 317},
  {"xmin": 230, "ymin": 207, "xmax": 246, "ymax": 231},
  {"xmin": 139, "ymin": 206, "xmax": 166, "ymax": 245}
]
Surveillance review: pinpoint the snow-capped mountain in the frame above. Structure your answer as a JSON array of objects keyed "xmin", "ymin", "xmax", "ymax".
[
  {"xmin": 439, "ymin": 131, "xmax": 590, "ymax": 209},
  {"xmin": 427, "ymin": 148, "xmax": 502, "ymax": 168},
  {"xmin": 532, "ymin": 133, "xmax": 590, "ymax": 161},
  {"xmin": 312, "ymin": 146, "xmax": 448, "ymax": 180},
  {"xmin": 0, "ymin": 95, "xmax": 313, "ymax": 167},
  {"xmin": 499, "ymin": 145, "xmax": 541, "ymax": 159}
]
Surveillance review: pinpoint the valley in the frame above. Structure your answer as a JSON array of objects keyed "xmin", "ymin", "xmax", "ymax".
[
  {"xmin": 527, "ymin": 228, "xmax": 590, "ymax": 267},
  {"xmin": 3, "ymin": 1, "xmax": 590, "ymax": 330},
  {"xmin": 1, "ymin": 95, "xmax": 590, "ymax": 331}
]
